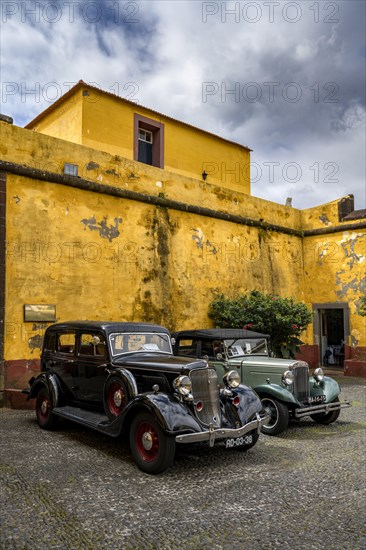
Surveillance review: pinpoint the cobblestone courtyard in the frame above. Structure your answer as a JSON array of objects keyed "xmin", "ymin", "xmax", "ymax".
[{"xmin": 1, "ymin": 375, "xmax": 365, "ymax": 550}]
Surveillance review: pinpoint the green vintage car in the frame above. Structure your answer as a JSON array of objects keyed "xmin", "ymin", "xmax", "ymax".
[{"xmin": 172, "ymin": 328, "xmax": 351, "ymax": 436}]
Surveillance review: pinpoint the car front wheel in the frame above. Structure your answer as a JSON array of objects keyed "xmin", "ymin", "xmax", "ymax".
[
  {"xmin": 310, "ymin": 397, "xmax": 341, "ymax": 424},
  {"xmin": 260, "ymin": 396, "xmax": 289, "ymax": 436},
  {"xmin": 36, "ymin": 387, "xmax": 57, "ymax": 430},
  {"xmin": 129, "ymin": 413, "xmax": 175, "ymax": 474}
]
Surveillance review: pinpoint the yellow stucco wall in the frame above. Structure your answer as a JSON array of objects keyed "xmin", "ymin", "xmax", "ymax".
[
  {"xmin": 303, "ymin": 231, "xmax": 366, "ymax": 346},
  {"xmin": 26, "ymin": 85, "xmax": 251, "ymax": 194},
  {"xmin": 1, "ymin": 121, "xmax": 299, "ymax": 229},
  {"xmin": 5, "ymin": 182, "xmax": 305, "ymax": 361},
  {"xmin": 1, "ymin": 120, "xmax": 365, "ymax": 372},
  {"xmin": 26, "ymin": 88, "xmax": 83, "ymax": 145},
  {"xmin": 3, "ymin": 121, "xmax": 304, "ymax": 362}
]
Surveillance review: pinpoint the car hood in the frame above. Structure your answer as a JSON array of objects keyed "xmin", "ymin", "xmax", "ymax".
[
  {"xmin": 228, "ymin": 356, "xmax": 303, "ymax": 369},
  {"xmin": 112, "ymin": 353, "xmax": 208, "ymax": 373}
]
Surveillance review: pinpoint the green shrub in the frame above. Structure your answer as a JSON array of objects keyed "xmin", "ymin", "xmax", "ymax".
[
  {"xmin": 208, "ymin": 290, "xmax": 313, "ymax": 358},
  {"xmin": 357, "ymin": 294, "xmax": 366, "ymax": 317}
]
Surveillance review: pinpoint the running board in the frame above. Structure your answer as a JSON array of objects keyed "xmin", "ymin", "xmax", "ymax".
[{"xmin": 53, "ymin": 406, "xmax": 122, "ymax": 437}]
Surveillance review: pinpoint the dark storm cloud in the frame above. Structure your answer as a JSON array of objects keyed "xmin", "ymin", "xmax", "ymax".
[{"xmin": 202, "ymin": 3, "xmax": 365, "ymax": 145}]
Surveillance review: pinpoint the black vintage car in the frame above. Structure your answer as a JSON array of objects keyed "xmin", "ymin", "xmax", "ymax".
[{"xmin": 25, "ymin": 322, "xmax": 269, "ymax": 474}]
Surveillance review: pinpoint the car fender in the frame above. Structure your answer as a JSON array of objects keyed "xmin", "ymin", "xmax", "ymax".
[
  {"xmin": 309, "ymin": 375, "xmax": 340, "ymax": 403},
  {"xmin": 28, "ymin": 372, "xmax": 63, "ymax": 407},
  {"xmin": 122, "ymin": 393, "xmax": 202, "ymax": 435},
  {"xmin": 105, "ymin": 368, "xmax": 138, "ymax": 400},
  {"xmin": 254, "ymin": 383, "xmax": 299, "ymax": 406},
  {"xmin": 233, "ymin": 385, "xmax": 263, "ymax": 424}
]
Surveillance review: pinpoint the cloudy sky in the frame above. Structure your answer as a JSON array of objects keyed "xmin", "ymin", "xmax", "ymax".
[{"xmin": 1, "ymin": 0, "xmax": 365, "ymax": 209}]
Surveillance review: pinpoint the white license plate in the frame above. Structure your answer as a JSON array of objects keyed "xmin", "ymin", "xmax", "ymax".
[{"xmin": 225, "ymin": 434, "xmax": 253, "ymax": 448}]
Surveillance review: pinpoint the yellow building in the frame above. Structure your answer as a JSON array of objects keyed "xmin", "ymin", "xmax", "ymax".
[
  {"xmin": 0, "ymin": 82, "xmax": 365, "ymax": 407},
  {"xmin": 26, "ymin": 80, "xmax": 251, "ymax": 195}
]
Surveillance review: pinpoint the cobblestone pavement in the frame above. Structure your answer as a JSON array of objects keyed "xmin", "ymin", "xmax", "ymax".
[{"xmin": 1, "ymin": 375, "xmax": 365, "ymax": 550}]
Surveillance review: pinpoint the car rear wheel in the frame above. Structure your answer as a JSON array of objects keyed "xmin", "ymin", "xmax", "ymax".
[
  {"xmin": 36, "ymin": 387, "xmax": 57, "ymax": 430},
  {"xmin": 105, "ymin": 377, "xmax": 128, "ymax": 421},
  {"xmin": 129, "ymin": 413, "xmax": 175, "ymax": 474},
  {"xmin": 310, "ymin": 397, "xmax": 341, "ymax": 424},
  {"xmin": 260, "ymin": 396, "xmax": 289, "ymax": 436}
]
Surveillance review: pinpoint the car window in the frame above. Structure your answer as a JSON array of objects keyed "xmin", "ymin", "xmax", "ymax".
[
  {"xmin": 57, "ymin": 333, "xmax": 76, "ymax": 355},
  {"xmin": 200, "ymin": 340, "xmax": 216, "ymax": 359},
  {"xmin": 79, "ymin": 333, "xmax": 106, "ymax": 358},
  {"xmin": 177, "ymin": 339, "xmax": 199, "ymax": 357},
  {"xmin": 224, "ymin": 338, "xmax": 269, "ymax": 357},
  {"xmin": 109, "ymin": 332, "xmax": 172, "ymax": 356},
  {"xmin": 44, "ymin": 332, "xmax": 56, "ymax": 351},
  {"xmin": 212, "ymin": 340, "xmax": 224, "ymax": 356}
]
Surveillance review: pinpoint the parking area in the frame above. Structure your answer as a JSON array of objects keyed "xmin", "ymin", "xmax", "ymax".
[{"xmin": 1, "ymin": 374, "xmax": 365, "ymax": 550}]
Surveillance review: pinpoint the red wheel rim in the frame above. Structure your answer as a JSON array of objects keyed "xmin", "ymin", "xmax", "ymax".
[
  {"xmin": 37, "ymin": 395, "xmax": 50, "ymax": 421},
  {"xmin": 107, "ymin": 381, "xmax": 126, "ymax": 416},
  {"xmin": 135, "ymin": 422, "xmax": 159, "ymax": 462}
]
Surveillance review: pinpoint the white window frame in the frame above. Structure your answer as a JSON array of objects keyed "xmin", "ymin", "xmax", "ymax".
[{"xmin": 138, "ymin": 128, "xmax": 153, "ymax": 144}]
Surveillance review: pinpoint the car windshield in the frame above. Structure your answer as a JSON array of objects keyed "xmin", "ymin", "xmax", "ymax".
[
  {"xmin": 109, "ymin": 332, "xmax": 172, "ymax": 356},
  {"xmin": 224, "ymin": 338, "xmax": 269, "ymax": 357}
]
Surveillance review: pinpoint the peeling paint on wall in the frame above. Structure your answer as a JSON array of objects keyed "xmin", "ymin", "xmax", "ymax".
[
  {"xmin": 191, "ymin": 228, "xmax": 217, "ymax": 254},
  {"xmin": 192, "ymin": 228, "xmax": 204, "ymax": 249},
  {"xmin": 81, "ymin": 215, "xmax": 123, "ymax": 241},
  {"xmin": 335, "ymin": 273, "xmax": 366, "ymax": 297},
  {"xmin": 333, "ymin": 232, "xmax": 366, "ymax": 297},
  {"xmin": 28, "ymin": 334, "xmax": 43, "ymax": 352},
  {"xmin": 340, "ymin": 232, "xmax": 365, "ymax": 269}
]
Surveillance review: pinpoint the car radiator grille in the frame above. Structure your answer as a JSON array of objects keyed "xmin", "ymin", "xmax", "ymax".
[
  {"xmin": 190, "ymin": 367, "xmax": 221, "ymax": 427},
  {"xmin": 293, "ymin": 362, "xmax": 309, "ymax": 402}
]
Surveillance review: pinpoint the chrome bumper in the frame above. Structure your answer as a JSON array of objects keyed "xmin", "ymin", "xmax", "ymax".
[
  {"xmin": 294, "ymin": 400, "xmax": 352, "ymax": 418},
  {"xmin": 175, "ymin": 413, "xmax": 269, "ymax": 446}
]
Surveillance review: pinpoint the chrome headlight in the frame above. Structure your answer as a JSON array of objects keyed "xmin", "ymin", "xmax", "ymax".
[
  {"xmin": 223, "ymin": 370, "xmax": 240, "ymax": 388},
  {"xmin": 173, "ymin": 375, "xmax": 192, "ymax": 396},
  {"xmin": 283, "ymin": 370, "xmax": 294, "ymax": 386},
  {"xmin": 314, "ymin": 367, "xmax": 324, "ymax": 382}
]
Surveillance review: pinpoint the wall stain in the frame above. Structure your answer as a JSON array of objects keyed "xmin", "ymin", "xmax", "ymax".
[
  {"xmin": 86, "ymin": 161, "xmax": 100, "ymax": 171},
  {"xmin": 32, "ymin": 322, "xmax": 48, "ymax": 331},
  {"xmin": 319, "ymin": 213, "xmax": 331, "ymax": 225},
  {"xmin": 133, "ymin": 208, "xmax": 175, "ymax": 327},
  {"xmin": 81, "ymin": 215, "xmax": 123, "ymax": 241},
  {"xmin": 104, "ymin": 169, "xmax": 119, "ymax": 178}
]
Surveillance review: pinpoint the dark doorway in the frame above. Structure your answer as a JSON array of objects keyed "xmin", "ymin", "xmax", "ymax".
[{"xmin": 314, "ymin": 305, "xmax": 348, "ymax": 367}]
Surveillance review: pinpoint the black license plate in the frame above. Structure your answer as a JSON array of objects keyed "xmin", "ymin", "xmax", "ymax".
[
  {"xmin": 225, "ymin": 434, "xmax": 253, "ymax": 448},
  {"xmin": 307, "ymin": 395, "xmax": 326, "ymax": 404}
]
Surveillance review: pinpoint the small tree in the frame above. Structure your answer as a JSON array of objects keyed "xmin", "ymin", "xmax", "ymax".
[{"xmin": 208, "ymin": 290, "xmax": 313, "ymax": 358}]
